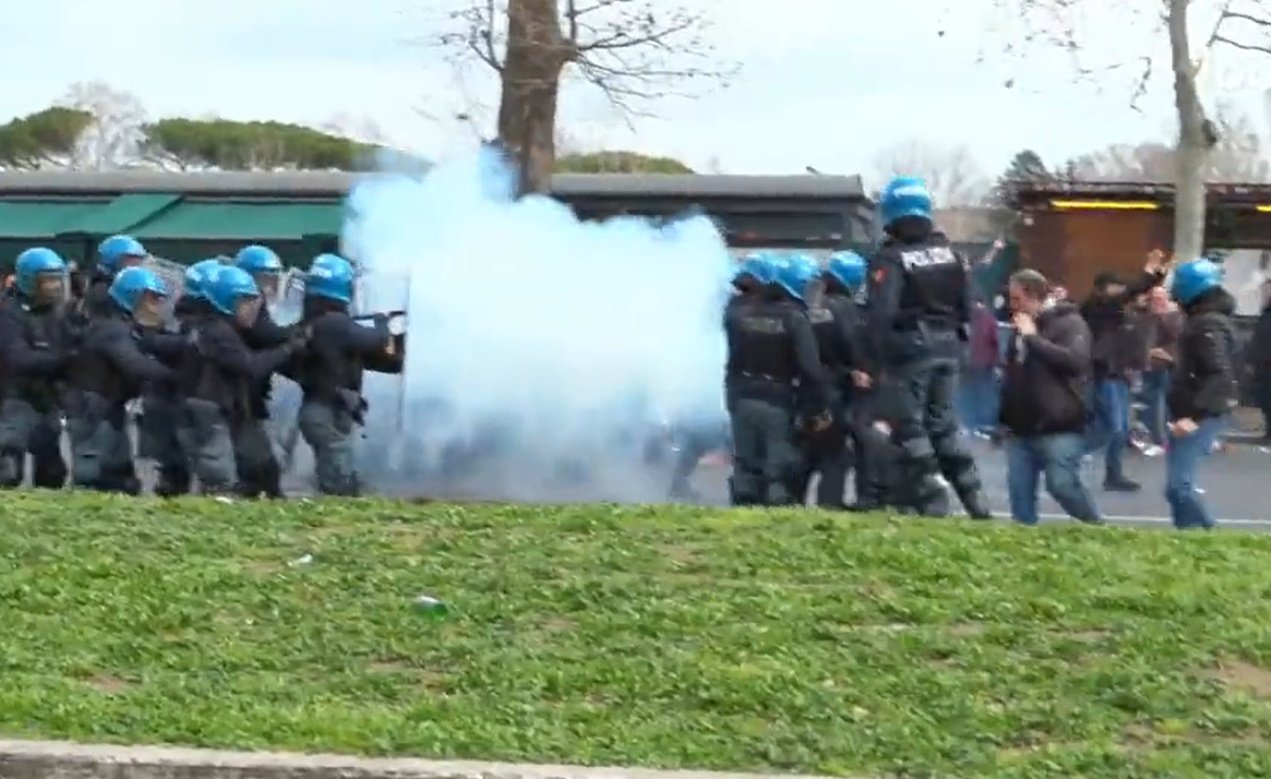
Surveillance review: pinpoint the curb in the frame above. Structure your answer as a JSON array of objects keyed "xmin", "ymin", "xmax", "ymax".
[{"xmin": 0, "ymin": 740, "xmax": 846, "ymax": 779}]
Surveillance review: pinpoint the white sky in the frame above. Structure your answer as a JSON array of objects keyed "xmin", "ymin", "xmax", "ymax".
[{"xmin": 2, "ymin": 0, "xmax": 1268, "ymax": 186}]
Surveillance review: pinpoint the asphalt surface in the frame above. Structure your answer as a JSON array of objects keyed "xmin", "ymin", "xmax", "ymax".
[{"xmin": 674, "ymin": 435, "xmax": 1271, "ymax": 530}]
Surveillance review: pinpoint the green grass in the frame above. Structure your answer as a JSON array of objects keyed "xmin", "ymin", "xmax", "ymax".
[{"xmin": 3, "ymin": 493, "xmax": 1271, "ymax": 778}]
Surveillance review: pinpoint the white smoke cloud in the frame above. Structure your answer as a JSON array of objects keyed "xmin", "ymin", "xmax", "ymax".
[{"xmin": 339, "ymin": 145, "xmax": 734, "ymax": 502}]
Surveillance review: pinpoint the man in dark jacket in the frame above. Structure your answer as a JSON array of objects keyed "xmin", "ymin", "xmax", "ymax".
[
  {"xmin": 1079, "ymin": 253, "xmax": 1167, "ymax": 491},
  {"xmin": 1165, "ymin": 258, "xmax": 1239, "ymax": 530},
  {"xmin": 1000, "ymin": 270, "xmax": 1101, "ymax": 526},
  {"xmin": 1246, "ymin": 278, "xmax": 1271, "ymax": 440}
]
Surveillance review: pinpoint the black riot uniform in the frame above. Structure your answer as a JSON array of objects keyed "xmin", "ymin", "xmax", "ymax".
[
  {"xmin": 867, "ymin": 217, "xmax": 989, "ymax": 518},
  {"xmin": 724, "ymin": 291, "xmax": 827, "ymax": 506},
  {"xmin": 293, "ymin": 297, "xmax": 403, "ymax": 496},
  {"xmin": 0, "ymin": 293, "xmax": 73, "ymax": 488},
  {"xmin": 63, "ymin": 311, "xmax": 174, "ymax": 494},
  {"xmin": 792, "ymin": 300, "xmax": 856, "ymax": 507},
  {"xmin": 237, "ymin": 305, "xmax": 293, "ymax": 497},
  {"xmin": 176, "ymin": 312, "xmax": 301, "ymax": 496}
]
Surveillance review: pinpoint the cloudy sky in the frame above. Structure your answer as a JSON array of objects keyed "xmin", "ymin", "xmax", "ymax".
[{"xmin": 2, "ymin": 0, "xmax": 1268, "ymax": 186}]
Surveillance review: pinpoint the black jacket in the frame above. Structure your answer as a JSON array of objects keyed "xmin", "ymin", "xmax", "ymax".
[
  {"xmin": 999, "ymin": 301, "xmax": 1092, "ymax": 436},
  {"xmin": 1168, "ymin": 288, "xmax": 1239, "ymax": 421},
  {"xmin": 1246, "ymin": 302, "xmax": 1271, "ymax": 367},
  {"xmin": 1080, "ymin": 270, "xmax": 1164, "ymax": 379}
]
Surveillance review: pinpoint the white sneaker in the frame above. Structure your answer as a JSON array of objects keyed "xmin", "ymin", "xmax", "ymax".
[{"xmin": 1142, "ymin": 445, "xmax": 1164, "ymax": 457}]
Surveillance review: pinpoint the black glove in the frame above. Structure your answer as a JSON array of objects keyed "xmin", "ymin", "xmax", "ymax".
[{"xmin": 285, "ymin": 327, "xmax": 310, "ymax": 354}]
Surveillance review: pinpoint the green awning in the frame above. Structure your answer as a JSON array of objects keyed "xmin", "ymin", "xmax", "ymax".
[
  {"xmin": 72, "ymin": 193, "xmax": 182, "ymax": 235},
  {"xmin": 0, "ymin": 201, "xmax": 114, "ymax": 238},
  {"xmin": 131, "ymin": 202, "xmax": 342, "ymax": 240}
]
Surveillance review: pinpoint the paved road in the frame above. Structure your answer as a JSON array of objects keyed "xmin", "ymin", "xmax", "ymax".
[
  {"xmin": 673, "ymin": 436, "xmax": 1271, "ymax": 530},
  {"xmin": 269, "ymin": 421, "xmax": 1269, "ymax": 530}
]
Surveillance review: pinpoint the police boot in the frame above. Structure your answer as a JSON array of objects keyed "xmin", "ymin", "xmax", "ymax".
[
  {"xmin": 155, "ymin": 466, "xmax": 191, "ymax": 498},
  {"xmin": 909, "ymin": 473, "xmax": 952, "ymax": 518},
  {"xmin": 0, "ymin": 450, "xmax": 25, "ymax": 488},
  {"xmin": 958, "ymin": 489, "xmax": 993, "ymax": 520}
]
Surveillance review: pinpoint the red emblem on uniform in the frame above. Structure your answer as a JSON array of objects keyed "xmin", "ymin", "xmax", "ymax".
[{"xmin": 872, "ymin": 267, "xmax": 886, "ymax": 283}]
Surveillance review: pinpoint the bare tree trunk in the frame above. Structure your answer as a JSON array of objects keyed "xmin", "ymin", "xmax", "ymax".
[
  {"xmin": 497, "ymin": 0, "xmax": 572, "ymax": 195},
  {"xmin": 1168, "ymin": 0, "xmax": 1208, "ymax": 262}
]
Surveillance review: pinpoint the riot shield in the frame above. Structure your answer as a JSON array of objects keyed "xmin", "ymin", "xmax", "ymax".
[{"xmin": 139, "ymin": 255, "xmax": 189, "ymax": 320}]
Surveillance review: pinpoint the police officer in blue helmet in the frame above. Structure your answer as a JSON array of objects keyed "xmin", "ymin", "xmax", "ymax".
[
  {"xmin": 233, "ymin": 244, "xmax": 297, "ymax": 498},
  {"xmin": 76, "ymin": 234, "xmax": 150, "ymax": 320},
  {"xmin": 62, "ymin": 267, "xmax": 174, "ymax": 494},
  {"xmin": 176, "ymin": 265, "xmax": 307, "ymax": 496},
  {"xmin": 292, "ymin": 254, "xmax": 403, "ymax": 496},
  {"xmin": 133, "ymin": 258, "xmax": 227, "ymax": 498},
  {"xmin": 1163, "ymin": 256, "xmax": 1238, "ymax": 529},
  {"xmin": 821, "ymin": 250, "xmax": 886, "ymax": 510},
  {"xmin": 723, "ymin": 251, "xmax": 829, "ymax": 506},
  {"xmin": 0, "ymin": 247, "xmax": 75, "ymax": 489},
  {"xmin": 866, "ymin": 177, "xmax": 990, "ymax": 518},
  {"xmin": 790, "ymin": 252, "xmax": 858, "ymax": 507}
]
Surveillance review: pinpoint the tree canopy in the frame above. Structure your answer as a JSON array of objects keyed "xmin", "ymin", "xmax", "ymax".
[
  {"xmin": 555, "ymin": 150, "xmax": 693, "ymax": 174},
  {"xmin": 0, "ymin": 107, "xmax": 94, "ymax": 169},
  {"xmin": 141, "ymin": 118, "xmax": 380, "ymax": 171}
]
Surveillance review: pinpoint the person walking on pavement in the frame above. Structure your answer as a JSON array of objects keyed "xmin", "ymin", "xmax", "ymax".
[
  {"xmin": 1080, "ymin": 250, "xmax": 1167, "ymax": 492},
  {"xmin": 999, "ymin": 270, "xmax": 1101, "ymax": 526},
  {"xmin": 1164, "ymin": 258, "xmax": 1238, "ymax": 530}
]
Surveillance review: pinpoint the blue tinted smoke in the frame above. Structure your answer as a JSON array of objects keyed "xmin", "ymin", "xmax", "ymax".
[{"xmin": 339, "ymin": 145, "xmax": 734, "ymax": 502}]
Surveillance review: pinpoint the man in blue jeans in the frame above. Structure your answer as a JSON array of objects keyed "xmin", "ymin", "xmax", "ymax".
[
  {"xmin": 999, "ymin": 270, "xmax": 1101, "ymax": 525},
  {"xmin": 1080, "ymin": 253, "xmax": 1167, "ymax": 491}
]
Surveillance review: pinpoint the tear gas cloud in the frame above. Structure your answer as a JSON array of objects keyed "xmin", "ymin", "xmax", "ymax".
[{"xmin": 339, "ymin": 145, "xmax": 734, "ymax": 502}]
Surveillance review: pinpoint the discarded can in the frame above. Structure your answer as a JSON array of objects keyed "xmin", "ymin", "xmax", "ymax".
[{"xmin": 413, "ymin": 594, "xmax": 449, "ymax": 617}]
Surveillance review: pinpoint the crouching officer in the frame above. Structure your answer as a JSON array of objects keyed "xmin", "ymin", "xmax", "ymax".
[
  {"xmin": 64, "ymin": 267, "xmax": 175, "ymax": 494},
  {"xmin": 234, "ymin": 244, "xmax": 293, "ymax": 497},
  {"xmin": 725, "ymin": 255, "xmax": 829, "ymax": 506},
  {"xmin": 0, "ymin": 248, "xmax": 75, "ymax": 489},
  {"xmin": 294, "ymin": 254, "xmax": 404, "ymax": 496},
  {"xmin": 867, "ymin": 176, "xmax": 990, "ymax": 518},
  {"xmin": 178, "ymin": 265, "xmax": 305, "ymax": 496}
]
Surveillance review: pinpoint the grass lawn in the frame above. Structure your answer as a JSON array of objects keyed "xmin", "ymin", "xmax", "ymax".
[{"xmin": 3, "ymin": 492, "xmax": 1271, "ymax": 777}]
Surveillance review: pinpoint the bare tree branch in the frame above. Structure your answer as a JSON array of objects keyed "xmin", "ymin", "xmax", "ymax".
[
  {"xmin": 871, "ymin": 141, "xmax": 993, "ymax": 207},
  {"xmin": 435, "ymin": 0, "xmax": 737, "ymax": 122}
]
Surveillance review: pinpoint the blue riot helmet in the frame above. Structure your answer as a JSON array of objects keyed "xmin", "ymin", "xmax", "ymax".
[
  {"xmin": 206, "ymin": 265, "xmax": 263, "ymax": 325},
  {"xmin": 304, "ymin": 253, "xmax": 355, "ymax": 304},
  {"xmin": 235, "ymin": 244, "xmax": 284, "ymax": 299},
  {"xmin": 776, "ymin": 254, "xmax": 821, "ymax": 302},
  {"xmin": 878, "ymin": 176, "xmax": 934, "ymax": 228},
  {"xmin": 182, "ymin": 258, "xmax": 226, "ymax": 301},
  {"xmin": 96, "ymin": 234, "xmax": 148, "ymax": 275},
  {"xmin": 108, "ymin": 266, "xmax": 167, "ymax": 323},
  {"xmin": 825, "ymin": 250, "xmax": 867, "ymax": 291},
  {"xmin": 14, "ymin": 247, "xmax": 68, "ymax": 303},
  {"xmin": 733, "ymin": 252, "xmax": 774, "ymax": 291},
  {"xmin": 1170, "ymin": 257, "xmax": 1223, "ymax": 305}
]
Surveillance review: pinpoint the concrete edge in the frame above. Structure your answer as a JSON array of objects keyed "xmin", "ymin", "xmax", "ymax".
[{"xmin": 0, "ymin": 739, "xmax": 851, "ymax": 779}]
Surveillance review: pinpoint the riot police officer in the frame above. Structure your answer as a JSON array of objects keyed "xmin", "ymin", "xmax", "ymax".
[
  {"xmin": 136, "ymin": 259, "xmax": 227, "ymax": 497},
  {"xmin": 668, "ymin": 255, "xmax": 771, "ymax": 503},
  {"xmin": 0, "ymin": 247, "xmax": 74, "ymax": 489},
  {"xmin": 866, "ymin": 177, "xmax": 990, "ymax": 518},
  {"xmin": 77, "ymin": 235, "xmax": 149, "ymax": 321},
  {"xmin": 293, "ymin": 254, "xmax": 403, "ymax": 496},
  {"xmin": 724, "ymin": 254, "xmax": 829, "ymax": 506},
  {"xmin": 64, "ymin": 266, "xmax": 174, "ymax": 494},
  {"xmin": 822, "ymin": 251, "xmax": 886, "ymax": 510},
  {"xmin": 177, "ymin": 265, "xmax": 303, "ymax": 496},
  {"xmin": 233, "ymin": 244, "xmax": 293, "ymax": 497}
]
